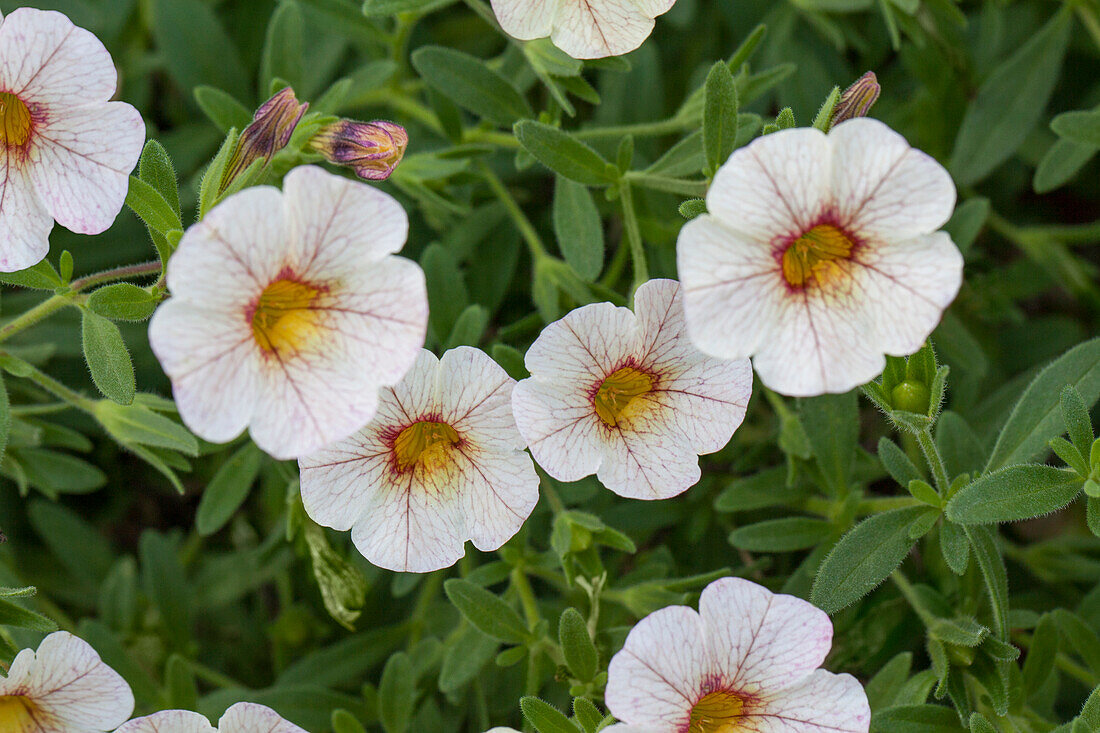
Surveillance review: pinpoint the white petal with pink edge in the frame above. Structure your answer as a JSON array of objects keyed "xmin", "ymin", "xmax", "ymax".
[
  {"xmin": 218, "ymin": 702, "xmax": 307, "ymax": 732},
  {"xmin": 115, "ymin": 710, "xmax": 217, "ymax": 733},
  {"xmin": 489, "ymin": 0, "xmax": 676, "ymax": 59}
]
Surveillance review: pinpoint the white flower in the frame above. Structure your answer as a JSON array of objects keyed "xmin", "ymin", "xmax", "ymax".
[
  {"xmin": 115, "ymin": 702, "xmax": 306, "ymax": 732},
  {"xmin": 0, "ymin": 8, "xmax": 144, "ymax": 272},
  {"xmin": 511, "ymin": 279, "xmax": 751, "ymax": 500},
  {"xmin": 604, "ymin": 578, "xmax": 870, "ymax": 733},
  {"xmin": 148, "ymin": 165, "xmax": 428, "ymax": 460},
  {"xmin": 0, "ymin": 630, "xmax": 134, "ymax": 732},
  {"xmin": 677, "ymin": 118, "xmax": 962, "ymax": 397},
  {"xmin": 299, "ymin": 346, "xmax": 540, "ymax": 573},
  {"xmin": 490, "ymin": 0, "xmax": 676, "ymax": 59}
]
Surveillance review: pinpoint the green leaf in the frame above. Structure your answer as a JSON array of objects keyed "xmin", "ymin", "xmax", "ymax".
[
  {"xmin": 16, "ymin": 448, "xmax": 107, "ymax": 494},
  {"xmin": 81, "ymin": 310, "xmax": 136, "ymax": 405},
  {"xmin": 1023, "ymin": 613, "xmax": 1058, "ymax": 695},
  {"xmin": 94, "ymin": 401, "xmax": 199, "ymax": 456},
  {"xmin": 871, "ymin": 703, "xmax": 967, "ymax": 732},
  {"xmin": 949, "ymin": 9, "xmax": 1071, "ymax": 185},
  {"xmin": 558, "ymin": 608, "xmax": 599, "ymax": 682},
  {"xmin": 514, "ymin": 121, "xmax": 618, "ymax": 186},
  {"xmin": 0, "ymin": 260, "xmax": 62, "ymax": 290},
  {"xmin": 445, "ymin": 305, "xmax": 488, "ymax": 349},
  {"xmin": 138, "ymin": 140, "xmax": 180, "ymax": 218},
  {"xmin": 1062, "ymin": 385, "xmax": 1094, "ymax": 457},
  {"xmin": 553, "ymin": 178, "xmax": 605, "ymax": 281},
  {"xmin": 332, "ymin": 710, "xmax": 368, "ymax": 733},
  {"xmin": 969, "ymin": 713, "xmax": 996, "ymax": 733},
  {"xmin": 1052, "ymin": 110, "xmax": 1100, "ymax": 148},
  {"xmin": 165, "ymin": 654, "xmax": 198, "ymax": 711},
  {"xmin": 420, "ymin": 244, "xmax": 468, "ymax": 342},
  {"xmin": 260, "ymin": 0, "xmax": 304, "ymax": 92},
  {"xmin": 491, "ymin": 344, "xmax": 529, "ymax": 381},
  {"xmin": 378, "ymin": 652, "xmax": 415, "ymax": 733},
  {"xmin": 965, "ymin": 526, "xmax": 1009, "ymax": 640},
  {"xmin": 714, "ymin": 466, "xmax": 806, "ymax": 512},
  {"xmin": 800, "ymin": 391, "xmax": 858, "ymax": 494},
  {"xmin": 940, "ymin": 521, "xmax": 970, "ymax": 575},
  {"xmin": 811, "ymin": 506, "xmax": 925, "ymax": 613},
  {"xmin": 28, "ymin": 501, "xmax": 115, "ymax": 586},
  {"xmin": 304, "ymin": 522, "xmax": 369, "ymax": 631},
  {"xmin": 87, "ymin": 283, "xmax": 158, "ymax": 322},
  {"xmin": 0, "ymin": 594, "xmax": 56, "ymax": 632},
  {"xmin": 412, "ymin": 46, "xmax": 532, "ymax": 127},
  {"xmin": 729, "ymin": 517, "xmax": 832, "ymax": 552},
  {"xmin": 1080, "ymin": 683, "xmax": 1100, "ymax": 730},
  {"xmin": 126, "ymin": 175, "xmax": 183, "ymax": 234},
  {"xmin": 520, "ymin": 697, "xmax": 582, "ymax": 733},
  {"xmin": 364, "ymin": 0, "xmax": 458, "ymax": 13},
  {"xmin": 140, "ymin": 531, "xmax": 193, "ymax": 648},
  {"xmin": 151, "ymin": 0, "xmax": 250, "ymax": 101},
  {"xmin": 865, "ymin": 652, "xmax": 912, "ymax": 709},
  {"xmin": 195, "ymin": 443, "xmax": 264, "ymax": 536},
  {"xmin": 1035, "ymin": 137, "xmax": 1098, "ymax": 193},
  {"xmin": 986, "ymin": 337, "xmax": 1100, "ymax": 472},
  {"xmin": 702, "ymin": 61, "xmax": 739, "ymax": 176},
  {"xmin": 438, "ymin": 624, "xmax": 497, "ymax": 694},
  {"xmin": 444, "ymin": 579, "xmax": 531, "ymax": 644},
  {"xmin": 943, "ymin": 198, "xmax": 989, "ymax": 256},
  {"xmin": 947, "ymin": 464, "xmax": 1082, "ymax": 524},
  {"xmin": 193, "ymin": 86, "xmax": 252, "ymax": 133},
  {"xmin": 879, "ymin": 437, "xmax": 922, "ymax": 487}
]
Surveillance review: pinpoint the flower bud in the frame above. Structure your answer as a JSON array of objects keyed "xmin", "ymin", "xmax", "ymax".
[
  {"xmin": 832, "ymin": 71, "xmax": 881, "ymax": 124},
  {"xmin": 310, "ymin": 119, "xmax": 408, "ymax": 181},
  {"xmin": 220, "ymin": 87, "xmax": 309, "ymax": 192}
]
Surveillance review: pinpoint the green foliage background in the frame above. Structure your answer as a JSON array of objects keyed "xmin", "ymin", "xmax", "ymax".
[{"xmin": 2, "ymin": 0, "xmax": 1100, "ymax": 731}]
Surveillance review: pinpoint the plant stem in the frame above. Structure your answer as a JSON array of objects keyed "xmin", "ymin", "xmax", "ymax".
[
  {"xmin": 576, "ymin": 117, "xmax": 691, "ymax": 140},
  {"xmin": 916, "ymin": 427, "xmax": 950, "ymax": 494},
  {"xmin": 22, "ymin": 363, "xmax": 97, "ymax": 413},
  {"xmin": 511, "ymin": 565, "xmax": 541, "ymax": 631},
  {"xmin": 618, "ymin": 182, "xmax": 649, "ymax": 295},
  {"xmin": 479, "ymin": 161, "xmax": 549, "ymax": 262}
]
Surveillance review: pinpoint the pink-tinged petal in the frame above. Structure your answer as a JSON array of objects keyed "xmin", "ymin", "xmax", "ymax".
[
  {"xmin": 746, "ymin": 669, "xmax": 870, "ymax": 733},
  {"xmin": 0, "ymin": 648, "xmax": 35, "ymax": 692},
  {"xmin": 148, "ymin": 301, "xmax": 260, "ymax": 445},
  {"xmin": 830, "ymin": 118, "xmax": 956, "ymax": 242},
  {"xmin": 632, "ymin": 0, "xmax": 676, "ymax": 15},
  {"xmin": 115, "ymin": 710, "xmax": 216, "ymax": 733},
  {"xmin": 749, "ymin": 279, "xmax": 885, "ymax": 397},
  {"xmin": 700, "ymin": 578, "xmax": 833, "ymax": 696},
  {"xmin": 219, "ymin": 702, "xmax": 307, "ymax": 733},
  {"xmin": 551, "ymin": 0, "xmax": 657, "ymax": 59},
  {"xmin": 707, "ymin": 127, "xmax": 832, "ymax": 245},
  {"xmin": 0, "ymin": 8, "xmax": 118, "ymax": 106},
  {"xmin": 20, "ymin": 631, "xmax": 134, "ymax": 731},
  {"xmin": 524, "ymin": 302, "xmax": 640, "ymax": 384},
  {"xmin": 512, "ymin": 378, "xmax": 604, "ymax": 482},
  {"xmin": 29, "ymin": 101, "xmax": 145, "ymax": 234},
  {"xmin": 598, "ymin": 726, "xmax": 664, "ymax": 733},
  {"xmin": 282, "ymin": 165, "xmax": 410, "ymax": 277},
  {"xmin": 165, "ymin": 186, "xmax": 288, "ymax": 309},
  {"xmin": 856, "ymin": 232, "xmax": 963, "ymax": 356},
  {"xmin": 677, "ymin": 216, "xmax": 786, "ymax": 360},
  {"xmin": 597, "ymin": 403, "xmax": 703, "ymax": 499},
  {"xmin": 490, "ymin": 0, "xmax": 559, "ymax": 40},
  {"xmin": 439, "ymin": 346, "xmax": 522, "ymax": 450},
  {"xmin": 0, "ymin": 151, "xmax": 53, "ymax": 272},
  {"xmin": 633, "ymin": 278, "xmax": 752, "ymax": 455},
  {"xmin": 453, "ymin": 443, "xmax": 539, "ymax": 552},
  {"xmin": 606, "ymin": 605, "xmax": 706, "ymax": 730}
]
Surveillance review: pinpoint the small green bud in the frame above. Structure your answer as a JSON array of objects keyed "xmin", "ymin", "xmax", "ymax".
[{"xmin": 892, "ymin": 380, "xmax": 930, "ymax": 414}]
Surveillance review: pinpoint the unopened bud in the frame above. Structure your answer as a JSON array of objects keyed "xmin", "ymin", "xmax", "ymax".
[
  {"xmin": 310, "ymin": 120, "xmax": 408, "ymax": 181},
  {"xmin": 221, "ymin": 87, "xmax": 309, "ymax": 192},
  {"xmin": 833, "ymin": 71, "xmax": 880, "ymax": 124}
]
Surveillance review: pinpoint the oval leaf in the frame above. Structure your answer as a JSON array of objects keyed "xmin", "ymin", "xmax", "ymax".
[
  {"xmin": 946, "ymin": 465, "xmax": 1082, "ymax": 524},
  {"xmin": 82, "ymin": 310, "xmax": 136, "ymax": 405},
  {"xmin": 412, "ymin": 46, "xmax": 532, "ymax": 127}
]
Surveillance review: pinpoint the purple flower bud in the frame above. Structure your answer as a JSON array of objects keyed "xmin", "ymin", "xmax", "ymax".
[
  {"xmin": 221, "ymin": 87, "xmax": 309, "ymax": 192},
  {"xmin": 832, "ymin": 71, "xmax": 881, "ymax": 125},
  {"xmin": 310, "ymin": 120, "xmax": 408, "ymax": 181}
]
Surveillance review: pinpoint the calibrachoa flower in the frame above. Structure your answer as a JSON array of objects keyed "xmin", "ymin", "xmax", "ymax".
[
  {"xmin": 115, "ymin": 702, "xmax": 306, "ymax": 732},
  {"xmin": 604, "ymin": 578, "xmax": 870, "ymax": 733},
  {"xmin": 677, "ymin": 117, "xmax": 961, "ymax": 397},
  {"xmin": 0, "ymin": 631, "xmax": 134, "ymax": 732},
  {"xmin": 490, "ymin": 0, "xmax": 676, "ymax": 59},
  {"xmin": 148, "ymin": 164, "xmax": 428, "ymax": 460},
  {"xmin": 220, "ymin": 87, "xmax": 308, "ymax": 193},
  {"xmin": 511, "ymin": 279, "xmax": 751, "ymax": 500},
  {"xmin": 299, "ymin": 346, "xmax": 540, "ymax": 573},
  {"xmin": 0, "ymin": 7, "xmax": 145, "ymax": 272},
  {"xmin": 310, "ymin": 119, "xmax": 407, "ymax": 181}
]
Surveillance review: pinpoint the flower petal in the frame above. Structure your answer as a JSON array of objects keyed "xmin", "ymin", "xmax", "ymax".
[
  {"xmin": 699, "ymin": 578, "xmax": 833, "ymax": 696},
  {"xmin": 830, "ymin": 118, "xmax": 956, "ymax": 242},
  {"xmin": 512, "ymin": 378, "xmax": 605, "ymax": 482},
  {"xmin": 28, "ymin": 101, "xmax": 145, "ymax": 235},
  {"xmin": 0, "ymin": 152, "xmax": 53, "ymax": 272},
  {"xmin": 439, "ymin": 346, "xmax": 521, "ymax": 450},
  {"xmin": 676, "ymin": 216, "xmax": 786, "ymax": 360},
  {"xmin": 115, "ymin": 710, "xmax": 216, "ymax": 733},
  {"xmin": 606, "ymin": 605, "xmax": 706, "ymax": 730},
  {"xmin": 20, "ymin": 631, "xmax": 134, "ymax": 732},
  {"xmin": 148, "ymin": 301, "xmax": 260, "ymax": 445},
  {"xmin": 597, "ymin": 407, "xmax": 703, "ymax": 499},
  {"xmin": 551, "ymin": 0, "xmax": 657, "ymax": 59},
  {"xmin": 219, "ymin": 702, "xmax": 308, "ymax": 733},
  {"xmin": 707, "ymin": 127, "xmax": 832, "ymax": 244},
  {"xmin": 856, "ymin": 231, "xmax": 963, "ymax": 356},
  {"xmin": 524, "ymin": 301, "xmax": 640, "ymax": 385},
  {"xmin": 0, "ymin": 8, "xmax": 118, "ymax": 106},
  {"xmin": 490, "ymin": 0, "xmax": 559, "ymax": 41},
  {"xmin": 746, "ymin": 669, "xmax": 870, "ymax": 733}
]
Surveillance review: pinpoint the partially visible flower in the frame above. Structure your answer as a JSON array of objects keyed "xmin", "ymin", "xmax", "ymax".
[
  {"xmin": 299, "ymin": 346, "xmax": 540, "ymax": 573},
  {"xmin": 310, "ymin": 119, "xmax": 407, "ymax": 181},
  {"xmin": 0, "ymin": 7, "xmax": 145, "ymax": 272},
  {"xmin": 490, "ymin": 0, "xmax": 676, "ymax": 59},
  {"xmin": 832, "ymin": 71, "xmax": 880, "ymax": 125},
  {"xmin": 603, "ymin": 578, "xmax": 870, "ymax": 733},
  {"xmin": 149, "ymin": 165, "xmax": 428, "ymax": 460},
  {"xmin": 512, "ymin": 279, "xmax": 752, "ymax": 500},
  {"xmin": 0, "ymin": 630, "xmax": 134, "ymax": 732},
  {"xmin": 677, "ymin": 118, "xmax": 961, "ymax": 397},
  {"xmin": 116, "ymin": 702, "xmax": 306, "ymax": 732},
  {"xmin": 220, "ymin": 87, "xmax": 308, "ymax": 192}
]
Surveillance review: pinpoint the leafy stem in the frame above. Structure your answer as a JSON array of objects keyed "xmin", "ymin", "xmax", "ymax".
[
  {"xmin": 916, "ymin": 427, "xmax": 950, "ymax": 494},
  {"xmin": 618, "ymin": 182, "xmax": 649, "ymax": 295}
]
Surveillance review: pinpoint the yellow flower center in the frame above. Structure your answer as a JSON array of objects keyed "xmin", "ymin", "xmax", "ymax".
[
  {"xmin": 394, "ymin": 421, "xmax": 461, "ymax": 473},
  {"xmin": 594, "ymin": 366, "xmax": 654, "ymax": 427},
  {"xmin": 251, "ymin": 278, "xmax": 323, "ymax": 355},
  {"xmin": 0, "ymin": 92, "xmax": 31, "ymax": 148},
  {"xmin": 0, "ymin": 694, "xmax": 39, "ymax": 731},
  {"xmin": 689, "ymin": 690, "xmax": 746, "ymax": 733},
  {"xmin": 781, "ymin": 224, "xmax": 855, "ymax": 289}
]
